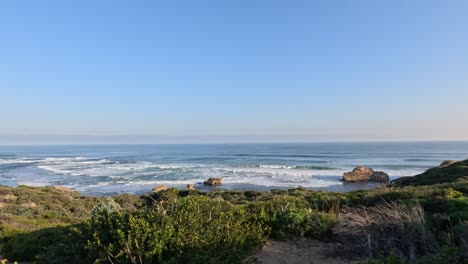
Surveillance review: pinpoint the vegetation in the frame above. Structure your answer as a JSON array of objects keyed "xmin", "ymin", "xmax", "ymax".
[
  {"xmin": 0, "ymin": 161, "xmax": 467, "ymax": 263},
  {"xmin": 392, "ymin": 159, "xmax": 468, "ymax": 186}
]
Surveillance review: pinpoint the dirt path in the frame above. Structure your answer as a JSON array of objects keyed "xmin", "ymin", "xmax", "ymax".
[{"xmin": 253, "ymin": 239, "xmax": 362, "ymax": 264}]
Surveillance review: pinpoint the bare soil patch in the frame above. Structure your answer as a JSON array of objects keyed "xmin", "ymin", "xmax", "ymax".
[{"xmin": 254, "ymin": 239, "xmax": 362, "ymax": 264}]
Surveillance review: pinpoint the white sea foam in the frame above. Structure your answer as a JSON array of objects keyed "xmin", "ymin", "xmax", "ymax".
[
  {"xmin": 258, "ymin": 165, "xmax": 296, "ymax": 169},
  {"xmin": 44, "ymin": 157, "xmax": 87, "ymax": 162},
  {"xmin": 37, "ymin": 165, "xmax": 80, "ymax": 176},
  {"xmin": 0, "ymin": 154, "xmax": 429, "ymax": 195},
  {"xmin": 210, "ymin": 165, "xmax": 347, "ymax": 178},
  {"xmin": 0, "ymin": 158, "xmax": 40, "ymax": 165},
  {"xmin": 221, "ymin": 176, "xmax": 340, "ymax": 188}
]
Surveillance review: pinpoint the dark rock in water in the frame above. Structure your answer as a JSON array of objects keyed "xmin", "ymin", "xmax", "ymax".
[
  {"xmin": 152, "ymin": 185, "xmax": 168, "ymax": 192},
  {"xmin": 369, "ymin": 171, "xmax": 390, "ymax": 183},
  {"xmin": 439, "ymin": 160, "xmax": 458, "ymax": 168},
  {"xmin": 204, "ymin": 178, "xmax": 222, "ymax": 186},
  {"xmin": 343, "ymin": 166, "xmax": 389, "ymax": 183}
]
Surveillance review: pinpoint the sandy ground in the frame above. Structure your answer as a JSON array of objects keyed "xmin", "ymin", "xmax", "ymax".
[{"xmin": 253, "ymin": 239, "xmax": 362, "ymax": 264}]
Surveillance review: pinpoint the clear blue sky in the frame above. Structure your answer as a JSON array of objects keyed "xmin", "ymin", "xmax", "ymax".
[{"xmin": 1, "ymin": 0, "xmax": 467, "ymax": 144}]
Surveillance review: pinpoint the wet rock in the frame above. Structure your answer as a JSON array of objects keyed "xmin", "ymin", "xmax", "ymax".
[
  {"xmin": 203, "ymin": 178, "xmax": 222, "ymax": 186},
  {"xmin": 369, "ymin": 171, "xmax": 390, "ymax": 183},
  {"xmin": 343, "ymin": 167, "xmax": 389, "ymax": 183}
]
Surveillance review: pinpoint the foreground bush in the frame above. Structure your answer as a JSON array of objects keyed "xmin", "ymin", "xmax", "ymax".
[
  {"xmin": 363, "ymin": 246, "xmax": 466, "ymax": 264},
  {"xmin": 84, "ymin": 196, "xmax": 268, "ymax": 264},
  {"xmin": 1, "ymin": 178, "xmax": 467, "ymax": 263},
  {"xmin": 245, "ymin": 196, "xmax": 337, "ymax": 239},
  {"xmin": 0, "ymin": 225, "xmax": 83, "ymax": 262}
]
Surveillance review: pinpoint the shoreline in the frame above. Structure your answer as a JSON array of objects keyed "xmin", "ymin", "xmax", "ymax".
[
  {"xmin": 3, "ymin": 142, "xmax": 466, "ymax": 197},
  {"xmin": 1, "ymin": 181, "xmax": 386, "ymax": 197},
  {"xmin": 1, "ymin": 159, "xmax": 467, "ymax": 263}
]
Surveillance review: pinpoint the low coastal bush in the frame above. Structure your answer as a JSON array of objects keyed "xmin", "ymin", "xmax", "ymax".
[
  {"xmin": 392, "ymin": 160, "xmax": 468, "ymax": 186},
  {"xmin": 0, "ymin": 224, "xmax": 85, "ymax": 263},
  {"xmin": 1, "ymin": 169, "xmax": 467, "ymax": 264},
  {"xmin": 269, "ymin": 209, "xmax": 336, "ymax": 239},
  {"xmin": 84, "ymin": 196, "xmax": 268, "ymax": 264},
  {"xmin": 243, "ymin": 195, "xmax": 337, "ymax": 239},
  {"xmin": 363, "ymin": 246, "xmax": 466, "ymax": 264}
]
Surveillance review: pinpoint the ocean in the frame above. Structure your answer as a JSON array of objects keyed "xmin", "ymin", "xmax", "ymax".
[{"xmin": 0, "ymin": 142, "xmax": 467, "ymax": 195}]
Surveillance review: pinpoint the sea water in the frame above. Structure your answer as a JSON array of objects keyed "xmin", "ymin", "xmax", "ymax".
[{"xmin": 0, "ymin": 142, "xmax": 467, "ymax": 195}]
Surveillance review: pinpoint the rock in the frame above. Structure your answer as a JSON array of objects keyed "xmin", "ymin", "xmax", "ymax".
[
  {"xmin": 203, "ymin": 178, "xmax": 222, "ymax": 186},
  {"xmin": 343, "ymin": 166, "xmax": 389, "ymax": 183},
  {"xmin": 21, "ymin": 201, "xmax": 37, "ymax": 208},
  {"xmin": 369, "ymin": 171, "xmax": 390, "ymax": 183},
  {"xmin": 343, "ymin": 166, "xmax": 374, "ymax": 182},
  {"xmin": 439, "ymin": 160, "xmax": 457, "ymax": 168},
  {"xmin": 187, "ymin": 184, "xmax": 194, "ymax": 190},
  {"xmin": 152, "ymin": 185, "xmax": 168, "ymax": 192}
]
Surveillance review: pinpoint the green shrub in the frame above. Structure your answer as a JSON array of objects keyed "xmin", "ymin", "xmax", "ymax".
[
  {"xmin": 244, "ymin": 190, "xmax": 263, "ymax": 200},
  {"xmin": 246, "ymin": 196, "xmax": 336, "ymax": 239},
  {"xmin": 304, "ymin": 191, "xmax": 345, "ymax": 211},
  {"xmin": 270, "ymin": 208, "xmax": 336, "ymax": 239},
  {"xmin": 418, "ymin": 246, "xmax": 465, "ymax": 264},
  {"xmin": 0, "ymin": 225, "xmax": 84, "ymax": 263},
  {"xmin": 2, "ymin": 178, "xmax": 468, "ymax": 264},
  {"xmin": 364, "ymin": 246, "xmax": 465, "ymax": 264},
  {"xmin": 84, "ymin": 196, "xmax": 268, "ymax": 264},
  {"xmin": 392, "ymin": 160, "xmax": 468, "ymax": 186},
  {"xmin": 363, "ymin": 253, "xmax": 408, "ymax": 264},
  {"xmin": 148, "ymin": 188, "xmax": 180, "ymax": 202}
]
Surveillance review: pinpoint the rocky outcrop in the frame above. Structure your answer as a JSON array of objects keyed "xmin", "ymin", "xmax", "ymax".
[
  {"xmin": 439, "ymin": 160, "xmax": 458, "ymax": 168},
  {"xmin": 152, "ymin": 185, "xmax": 168, "ymax": 192},
  {"xmin": 187, "ymin": 184, "xmax": 194, "ymax": 190},
  {"xmin": 369, "ymin": 171, "xmax": 390, "ymax": 183},
  {"xmin": 343, "ymin": 167, "xmax": 389, "ymax": 183},
  {"xmin": 343, "ymin": 166, "xmax": 373, "ymax": 182},
  {"xmin": 203, "ymin": 178, "xmax": 222, "ymax": 186}
]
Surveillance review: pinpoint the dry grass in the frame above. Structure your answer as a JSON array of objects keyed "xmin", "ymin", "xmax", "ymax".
[{"xmin": 333, "ymin": 201, "xmax": 435, "ymax": 262}]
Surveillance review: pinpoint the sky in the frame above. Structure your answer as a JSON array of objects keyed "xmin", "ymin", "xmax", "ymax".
[{"xmin": 0, "ymin": 0, "xmax": 467, "ymax": 144}]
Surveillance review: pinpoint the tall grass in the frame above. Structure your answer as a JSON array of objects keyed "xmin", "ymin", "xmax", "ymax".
[{"xmin": 334, "ymin": 201, "xmax": 434, "ymax": 262}]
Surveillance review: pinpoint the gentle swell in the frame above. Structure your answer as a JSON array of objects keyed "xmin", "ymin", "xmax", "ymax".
[
  {"xmin": 0, "ymin": 155, "xmax": 429, "ymax": 195},
  {"xmin": 234, "ymin": 153, "xmax": 329, "ymax": 161}
]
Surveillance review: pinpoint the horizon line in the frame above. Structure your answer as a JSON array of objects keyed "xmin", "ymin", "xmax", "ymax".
[{"xmin": 1, "ymin": 139, "xmax": 468, "ymax": 147}]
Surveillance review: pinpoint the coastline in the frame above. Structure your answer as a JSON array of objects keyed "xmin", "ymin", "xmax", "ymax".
[
  {"xmin": 67, "ymin": 181, "xmax": 386, "ymax": 197},
  {"xmin": 0, "ymin": 180, "xmax": 385, "ymax": 198},
  {"xmin": 1, "ymin": 159, "xmax": 467, "ymax": 263},
  {"xmin": 3, "ymin": 142, "xmax": 467, "ymax": 196}
]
